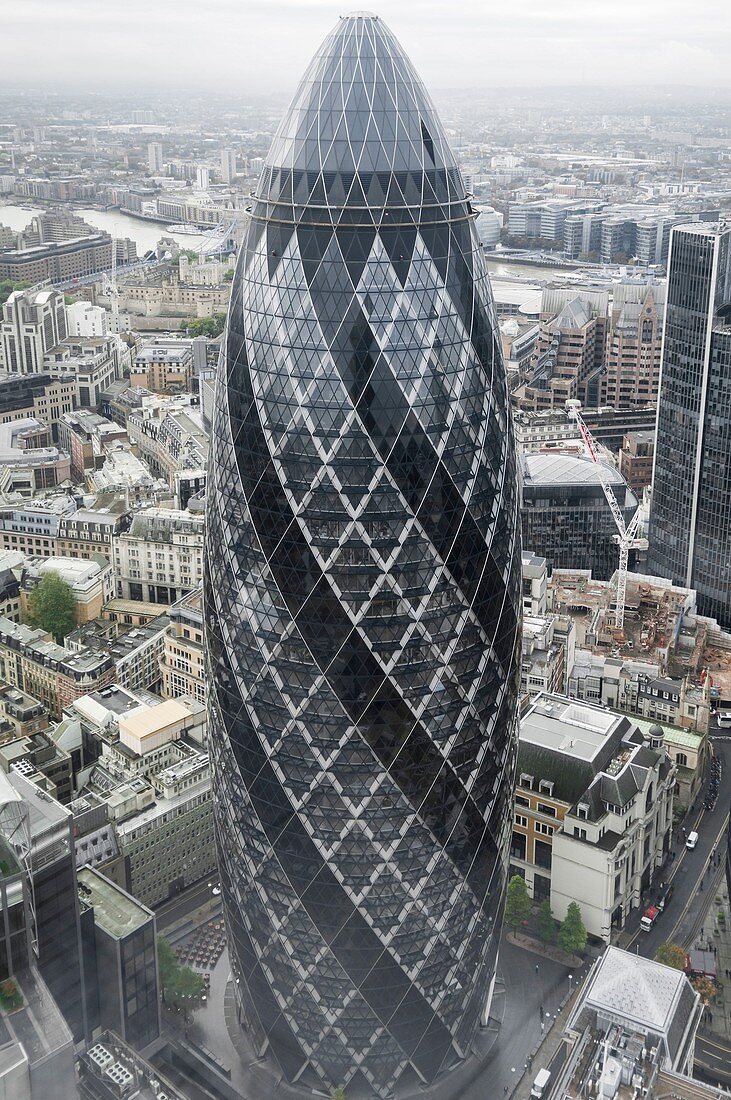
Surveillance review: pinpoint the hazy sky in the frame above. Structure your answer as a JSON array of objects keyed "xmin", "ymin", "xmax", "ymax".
[{"xmin": 3, "ymin": 0, "xmax": 731, "ymax": 90}]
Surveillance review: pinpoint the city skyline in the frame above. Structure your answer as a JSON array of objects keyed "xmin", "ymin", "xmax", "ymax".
[{"xmin": 2, "ymin": 1, "xmax": 730, "ymax": 90}]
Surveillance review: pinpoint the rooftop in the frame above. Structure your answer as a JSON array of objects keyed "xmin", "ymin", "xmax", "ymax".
[
  {"xmin": 119, "ymin": 697, "xmax": 195, "ymax": 742},
  {"xmin": 5, "ymin": 770, "xmax": 69, "ymax": 847},
  {"xmin": 521, "ymin": 694, "xmax": 624, "ymax": 762},
  {"xmin": 522, "ymin": 450, "xmax": 632, "ymax": 491},
  {"xmin": 78, "ymin": 865, "xmax": 152, "ymax": 938},
  {"xmin": 571, "ymin": 946, "xmax": 698, "ymax": 1060},
  {"xmin": 0, "ymin": 967, "xmax": 73, "ymax": 1069}
]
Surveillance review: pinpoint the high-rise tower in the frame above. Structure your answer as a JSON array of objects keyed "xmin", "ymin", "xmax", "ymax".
[
  {"xmin": 205, "ymin": 14, "xmax": 521, "ymax": 1096},
  {"xmin": 648, "ymin": 223, "xmax": 731, "ymax": 629}
]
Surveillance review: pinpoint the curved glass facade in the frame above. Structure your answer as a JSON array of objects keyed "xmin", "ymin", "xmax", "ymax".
[{"xmin": 204, "ymin": 14, "xmax": 521, "ymax": 1096}]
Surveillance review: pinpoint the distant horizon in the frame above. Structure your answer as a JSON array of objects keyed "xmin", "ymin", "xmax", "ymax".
[{"xmin": 3, "ymin": 1, "xmax": 731, "ymax": 91}]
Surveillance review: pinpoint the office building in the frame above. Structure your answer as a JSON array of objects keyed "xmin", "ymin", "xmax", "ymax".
[
  {"xmin": 55, "ymin": 496, "xmax": 129, "ymax": 561},
  {"xmin": 0, "ymin": 417, "xmax": 71, "ymax": 494},
  {"xmin": 601, "ymin": 283, "xmax": 665, "ymax": 409},
  {"xmin": 521, "ymin": 452, "xmax": 638, "ymax": 580},
  {"xmin": 6, "ymin": 770, "xmax": 88, "ymax": 1040},
  {"xmin": 0, "ymin": 770, "xmax": 35, "ymax": 978},
  {"xmin": 44, "ymin": 335, "xmax": 119, "ymax": 409},
  {"xmin": 0, "ymin": 965, "xmax": 76, "ymax": 1100},
  {"xmin": 0, "ymin": 494, "xmax": 76, "ymax": 559},
  {"xmin": 112, "ymin": 750, "xmax": 213, "ymax": 906},
  {"xmin": 0, "ymin": 685, "xmax": 47, "ymax": 738},
  {"xmin": 0, "ymin": 614, "xmax": 116, "ymax": 717},
  {"xmin": 147, "ymin": 142, "xmax": 164, "ymax": 175},
  {"xmin": 648, "ymin": 223, "xmax": 731, "ymax": 629},
  {"xmin": 0, "ymin": 288, "xmax": 67, "ymax": 376},
  {"xmin": 0, "ymin": 234, "xmax": 113, "ymax": 285},
  {"xmin": 125, "ymin": 396, "xmax": 208, "ymax": 508},
  {"xmin": 552, "ymin": 948, "xmax": 705, "ymax": 1099},
  {"xmin": 519, "ymin": 288, "xmax": 609, "ymax": 411},
  {"xmin": 79, "ymin": 1032, "xmax": 186, "ymax": 1100},
  {"xmin": 0, "ymin": 562, "xmax": 21, "ymax": 622},
  {"xmin": 0, "ymin": 371, "xmax": 77, "ymax": 439},
  {"xmin": 66, "ymin": 301, "xmax": 109, "ymax": 338},
  {"xmin": 618, "ymin": 430, "xmax": 655, "ymax": 494},
  {"xmin": 0, "ymin": 728, "xmax": 73, "ymax": 803},
  {"xmin": 514, "ymin": 694, "xmax": 675, "ymax": 940},
  {"xmin": 130, "ymin": 344, "xmax": 193, "ymax": 394},
  {"xmin": 521, "ymin": 615, "xmax": 573, "ymax": 698},
  {"xmin": 160, "ymin": 588, "xmax": 205, "ymax": 704},
  {"xmin": 507, "ymin": 199, "xmax": 600, "ymax": 243},
  {"xmin": 220, "ymin": 147, "xmax": 237, "ymax": 183},
  {"xmin": 58, "ymin": 408, "xmax": 128, "ymax": 481},
  {"xmin": 77, "ymin": 866, "xmax": 160, "ymax": 1048},
  {"xmin": 66, "ymin": 614, "xmax": 170, "ymax": 696},
  {"xmin": 114, "ymin": 507, "xmax": 203, "ymax": 606},
  {"xmin": 20, "ymin": 555, "xmax": 115, "ymax": 625},
  {"xmin": 88, "ymin": 445, "xmax": 167, "ymax": 502},
  {"xmin": 205, "ymin": 14, "xmax": 521, "ymax": 1096},
  {"xmin": 521, "ymin": 551, "xmax": 548, "ymax": 617}
]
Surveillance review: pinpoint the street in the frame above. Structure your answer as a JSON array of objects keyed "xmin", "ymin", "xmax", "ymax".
[
  {"xmin": 153, "ymin": 739, "xmax": 730, "ymax": 1098},
  {"xmin": 622, "ymin": 737, "xmax": 730, "ymax": 958},
  {"xmin": 156, "ymin": 877, "xmax": 222, "ymax": 934}
]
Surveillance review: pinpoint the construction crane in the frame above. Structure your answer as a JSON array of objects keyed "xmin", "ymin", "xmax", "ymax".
[{"xmin": 566, "ymin": 400, "xmax": 647, "ymax": 632}]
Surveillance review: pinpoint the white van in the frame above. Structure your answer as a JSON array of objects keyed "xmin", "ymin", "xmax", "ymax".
[
  {"xmin": 686, "ymin": 831, "xmax": 699, "ymax": 849},
  {"xmin": 531, "ymin": 1068, "xmax": 552, "ymax": 1098}
]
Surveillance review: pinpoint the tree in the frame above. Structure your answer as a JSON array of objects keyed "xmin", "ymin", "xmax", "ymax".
[
  {"xmin": 25, "ymin": 571, "xmax": 75, "ymax": 642},
  {"xmin": 157, "ymin": 935, "xmax": 206, "ymax": 1019},
  {"xmin": 655, "ymin": 942, "xmax": 687, "ymax": 971},
  {"xmin": 692, "ymin": 975, "xmax": 716, "ymax": 1004},
  {"xmin": 0, "ymin": 279, "xmax": 30, "ymax": 306},
  {"xmin": 187, "ymin": 313, "xmax": 226, "ymax": 338},
  {"xmin": 331, "ymin": 1090, "xmax": 347, "ymax": 1100},
  {"xmin": 536, "ymin": 898, "xmax": 555, "ymax": 945},
  {"xmin": 504, "ymin": 874, "xmax": 531, "ymax": 932},
  {"xmin": 558, "ymin": 902, "xmax": 587, "ymax": 956}
]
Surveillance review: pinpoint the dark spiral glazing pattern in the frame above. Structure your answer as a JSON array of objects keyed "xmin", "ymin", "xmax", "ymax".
[{"xmin": 205, "ymin": 13, "xmax": 521, "ymax": 1096}]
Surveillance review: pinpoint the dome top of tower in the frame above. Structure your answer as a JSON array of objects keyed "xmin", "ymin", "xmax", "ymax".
[{"xmin": 258, "ymin": 14, "xmax": 464, "ymax": 211}]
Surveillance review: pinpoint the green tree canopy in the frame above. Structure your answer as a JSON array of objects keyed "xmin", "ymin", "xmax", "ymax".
[
  {"xmin": 25, "ymin": 571, "xmax": 75, "ymax": 642},
  {"xmin": 187, "ymin": 312, "xmax": 226, "ymax": 338},
  {"xmin": 157, "ymin": 935, "xmax": 206, "ymax": 1018},
  {"xmin": 504, "ymin": 874, "xmax": 531, "ymax": 932},
  {"xmin": 655, "ymin": 942, "xmax": 687, "ymax": 970},
  {"xmin": 558, "ymin": 902, "xmax": 587, "ymax": 956},
  {"xmin": 0, "ymin": 279, "xmax": 31, "ymax": 306},
  {"xmin": 536, "ymin": 898, "xmax": 556, "ymax": 945}
]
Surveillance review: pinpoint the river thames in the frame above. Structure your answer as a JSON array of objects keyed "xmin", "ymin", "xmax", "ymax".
[{"xmin": 0, "ymin": 202, "xmax": 581, "ymax": 282}]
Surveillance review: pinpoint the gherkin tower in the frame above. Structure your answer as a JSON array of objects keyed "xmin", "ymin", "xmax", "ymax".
[{"xmin": 204, "ymin": 12, "xmax": 521, "ymax": 1097}]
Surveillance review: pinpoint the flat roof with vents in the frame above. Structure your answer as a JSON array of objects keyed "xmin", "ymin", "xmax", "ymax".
[
  {"xmin": 521, "ymin": 693, "xmax": 627, "ymax": 763},
  {"xmin": 78, "ymin": 866, "xmax": 153, "ymax": 939}
]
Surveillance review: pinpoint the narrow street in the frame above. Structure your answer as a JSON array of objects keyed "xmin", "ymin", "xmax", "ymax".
[{"xmin": 620, "ymin": 737, "xmax": 730, "ymax": 958}]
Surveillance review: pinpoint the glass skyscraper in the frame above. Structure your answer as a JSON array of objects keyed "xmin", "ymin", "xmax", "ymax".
[
  {"xmin": 648, "ymin": 223, "xmax": 731, "ymax": 629},
  {"xmin": 521, "ymin": 452, "xmax": 638, "ymax": 581},
  {"xmin": 205, "ymin": 14, "xmax": 521, "ymax": 1096}
]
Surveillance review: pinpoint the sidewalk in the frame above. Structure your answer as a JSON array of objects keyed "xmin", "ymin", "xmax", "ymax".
[
  {"xmin": 695, "ymin": 865, "xmax": 731, "ymax": 1042},
  {"xmin": 508, "ymin": 984, "xmax": 579, "ymax": 1100}
]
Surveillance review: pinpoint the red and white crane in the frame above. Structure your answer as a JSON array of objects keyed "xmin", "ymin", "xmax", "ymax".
[{"xmin": 566, "ymin": 400, "xmax": 647, "ymax": 632}]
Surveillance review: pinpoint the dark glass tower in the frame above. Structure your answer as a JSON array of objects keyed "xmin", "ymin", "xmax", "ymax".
[
  {"xmin": 648, "ymin": 223, "xmax": 731, "ymax": 629},
  {"xmin": 205, "ymin": 13, "xmax": 521, "ymax": 1096}
]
